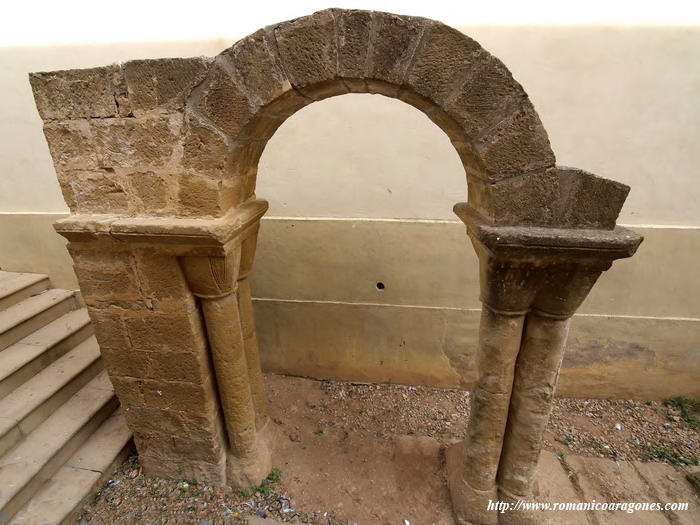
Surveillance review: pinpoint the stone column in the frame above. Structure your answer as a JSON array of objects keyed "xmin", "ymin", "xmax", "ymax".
[
  {"xmin": 496, "ymin": 264, "xmax": 606, "ymax": 524},
  {"xmin": 448, "ymin": 245, "xmax": 543, "ymax": 525},
  {"xmin": 448, "ymin": 205, "xmax": 642, "ymax": 525},
  {"xmin": 236, "ymin": 225, "xmax": 269, "ymax": 430},
  {"xmin": 180, "ymin": 251, "xmax": 271, "ymax": 487}
]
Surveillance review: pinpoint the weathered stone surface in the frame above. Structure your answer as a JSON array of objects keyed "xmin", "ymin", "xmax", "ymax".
[
  {"xmin": 122, "ymin": 406, "xmax": 222, "ymax": 445},
  {"xmin": 59, "ymin": 170, "xmax": 129, "ymax": 214},
  {"xmin": 29, "ymin": 65, "xmax": 120, "ymax": 120},
  {"xmin": 132, "ymin": 251, "xmax": 192, "ymax": 302},
  {"xmin": 139, "ymin": 453, "xmax": 226, "ymax": 485},
  {"xmin": 134, "ymin": 431, "xmax": 224, "ymax": 463},
  {"xmin": 336, "ymin": 10, "xmax": 372, "ymax": 81},
  {"xmin": 635, "ymin": 462, "xmax": 700, "ymax": 524},
  {"xmin": 90, "ymin": 115, "xmax": 180, "ymax": 170},
  {"xmin": 565, "ymin": 455, "xmax": 672, "ymax": 524},
  {"xmin": 406, "ymin": 21, "xmax": 481, "ymax": 106},
  {"xmin": 123, "ymin": 310, "xmax": 207, "ymax": 354},
  {"xmin": 102, "ymin": 345, "xmax": 211, "ymax": 383},
  {"xmin": 181, "ymin": 112, "xmax": 231, "ymax": 178},
  {"xmin": 177, "ymin": 174, "xmax": 224, "ymax": 217},
  {"xmin": 109, "ymin": 376, "xmax": 145, "ymax": 408},
  {"xmin": 43, "ymin": 120, "xmax": 98, "ymax": 171},
  {"xmin": 467, "ymin": 166, "xmax": 631, "ymax": 228},
  {"xmin": 129, "ymin": 172, "xmax": 173, "ymax": 214},
  {"xmin": 220, "ymin": 30, "xmax": 292, "ymax": 107},
  {"xmin": 498, "ymin": 313, "xmax": 571, "ymax": 497},
  {"xmin": 130, "ymin": 395, "xmax": 228, "ymax": 484},
  {"xmin": 446, "ymin": 50, "xmax": 528, "ymax": 139},
  {"xmin": 476, "ymin": 106, "xmax": 556, "ymax": 179},
  {"xmin": 220, "ymin": 176, "xmax": 251, "ymax": 210},
  {"xmin": 88, "ymin": 307, "xmax": 130, "ymax": 351},
  {"xmin": 470, "ymin": 170, "xmax": 560, "ymax": 226},
  {"xmin": 69, "ymin": 249, "xmax": 142, "ymax": 307},
  {"xmin": 123, "ymin": 57, "xmax": 211, "ymax": 115},
  {"xmin": 476, "ymin": 249, "xmax": 544, "ymax": 313},
  {"xmin": 534, "ymin": 265, "xmax": 605, "ymax": 317},
  {"xmin": 368, "ymin": 12, "xmax": 426, "ymax": 87},
  {"xmin": 459, "ymin": 308, "xmax": 524, "ymax": 490},
  {"xmin": 274, "ymin": 11, "xmax": 338, "ymax": 90},
  {"xmin": 110, "ymin": 366, "xmax": 217, "ymax": 417},
  {"xmin": 229, "ymin": 142, "xmax": 266, "ymax": 178},
  {"xmin": 195, "ymin": 64, "xmax": 252, "ymax": 138},
  {"xmin": 446, "ymin": 440, "xmax": 498, "ymax": 525},
  {"xmin": 137, "ymin": 375, "xmax": 219, "ymax": 413},
  {"xmin": 557, "ymin": 167, "xmax": 630, "ymax": 229}
]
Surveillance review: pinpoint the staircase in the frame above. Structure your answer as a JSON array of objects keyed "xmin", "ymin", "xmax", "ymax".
[{"xmin": 0, "ymin": 271, "xmax": 132, "ymax": 525}]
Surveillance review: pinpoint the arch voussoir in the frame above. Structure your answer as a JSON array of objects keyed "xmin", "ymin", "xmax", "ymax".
[
  {"xmin": 404, "ymin": 21, "xmax": 482, "ymax": 107},
  {"xmin": 475, "ymin": 106, "xmax": 556, "ymax": 180},
  {"xmin": 193, "ymin": 63, "xmax": 253, "ymax": 139},
  {"xmin": 335, "ymin": 9, "xmax": 373, "ymax": 92},
  {"xmin": 219, "ymin": 29, "xmax": 294, "ymax": 109},
  {"xmin": 273, "ymin": 10, "xmax": 345, "ymax": 101},
  {"xmin": 365, "ymin": 12, "xmax": 428, "ymax": 97},
  {"xmin": 443, "ymin": 51, "xmax": 529, "ymax": 143}
]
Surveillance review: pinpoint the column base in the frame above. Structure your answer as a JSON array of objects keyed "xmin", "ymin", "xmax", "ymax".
[
  {"xmin": 496, "ymin": 487, "xmax": 552, "ymax": 525},
  {"xmin": 446, "ymin": 440, "xmax": 499, "ymax": 525},
  {"xmin": 140, "ymin": 452, "xmax": 227, "ymax": 486},
  {"xmin": 226, "ymin": 417, "xmax": 279, "ymax": 488}
]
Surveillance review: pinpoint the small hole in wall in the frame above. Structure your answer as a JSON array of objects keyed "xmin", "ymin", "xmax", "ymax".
[{"xmin": 376, "ymin": 282, "xmax": 385, "ymax": 291}]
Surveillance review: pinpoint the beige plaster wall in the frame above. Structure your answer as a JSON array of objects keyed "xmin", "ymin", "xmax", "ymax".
[{"xmin": 1, "ymin": 26, "xmax": 698, "ymax": 398}]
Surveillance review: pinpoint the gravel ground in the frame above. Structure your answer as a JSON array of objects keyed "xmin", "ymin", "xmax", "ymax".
[
  {"xmin": 77, "ymin": 374, "xmax": 699, "ymax": 524},
  {"xmin": 546, "ymin": 397, "xmax": 699, "ymax": 465},
  {"xmin": 79, "ymin": 458, "xmax": 303, "ymax": 524},
  {"xmin": 313, "ymin": 379, "xmax": 698, "ymax": 466}
]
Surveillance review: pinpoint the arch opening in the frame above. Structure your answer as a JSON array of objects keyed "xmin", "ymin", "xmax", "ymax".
[{"xmin": 257, "ymin": 93, "xmax": 466, "ymax": 219}]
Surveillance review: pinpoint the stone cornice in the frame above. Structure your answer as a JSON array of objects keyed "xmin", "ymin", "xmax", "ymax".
[
  {"xmin": 453, "ymin": 202, "xmax": 643, "ymax": 263},
  {"xmin": 54, "ymin": 199, "xmax": 269, "ymax": 256}
]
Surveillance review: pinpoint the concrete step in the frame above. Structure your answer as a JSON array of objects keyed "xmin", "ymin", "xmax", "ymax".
[
  {"xmin": 0, "ymin": 371, "xmax": 117, "ymax": 524},
  {"xmin": 10, "ymin": 411, "xmax": 133, "ymax": 525},
  {"xmin": 0, "ymin": 337, "xmax": 103, "ymax": 457},
  {"xmin": 0, "ymin": 290, "xmax": 77, "ymax": 351},
  {"xmin": 0, "ymin": 309, "xmax": 93, "ymax": 400},
  {"xmin": 0, "ymin": 272, "xmax": 50, "ymax": 312}
]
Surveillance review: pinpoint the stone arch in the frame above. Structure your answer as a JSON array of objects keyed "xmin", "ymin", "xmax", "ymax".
[
  {"xmin": 30, "ymin": 9, "xmax": 643, "ymax": 525},
  {"xmin": 186, "ymin": 9, "xmax": 555, "ymax": 223}
]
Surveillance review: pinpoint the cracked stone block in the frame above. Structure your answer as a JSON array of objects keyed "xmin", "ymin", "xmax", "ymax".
[
  {"xmin": 123, "ymin": 57, "xmax": 211, "ymax": 115},
  {"xmin": 30, "ymin": 65, "xmax": 121, "ymax": 120}
]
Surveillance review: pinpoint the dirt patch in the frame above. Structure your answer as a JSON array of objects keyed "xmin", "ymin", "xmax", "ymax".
[{"xmin": 77, "ymin": 373, "xmax": 699, "ymax": 524}]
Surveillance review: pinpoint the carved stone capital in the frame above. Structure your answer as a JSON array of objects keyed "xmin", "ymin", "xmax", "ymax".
[
  {"xmin": 455, "ymin": 201, "xmax": 643, "ymax": 316},
  {"xmin": 238, "ymin": 223, "xmax": 261, "ymax": 281},
  {"xmin": 180, "ymin": 252, "xmax": 240, "ymax": 299}
]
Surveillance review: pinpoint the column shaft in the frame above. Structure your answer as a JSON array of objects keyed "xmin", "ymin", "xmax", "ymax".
[
  {"xmin": 462, "ymin": 306, "xmax": 526, "ymax": 490},
  {"xmin": 497, "ymin": 310, "xmax": 570, "ymax": 497},
  {"xmin": 236, "ymin": 277, "xmax": 269, "ymax": 428},
  {"xmin": 200, "ymin": 293, "xmax": 257, "ymax": 458}
]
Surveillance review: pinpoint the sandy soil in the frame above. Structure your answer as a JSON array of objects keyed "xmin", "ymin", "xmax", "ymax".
[{"xmin": 77, "ymin": 373, "xmax": 700, "ymax": 524}]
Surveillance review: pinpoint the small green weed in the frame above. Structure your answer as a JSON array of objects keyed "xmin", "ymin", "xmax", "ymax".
[
  {"xmin": 641, "ymin": 444, "xmax": 698, "ymax": 466},
  {"xmin": 663, "ymin": 396, "xmax": 700, "ymax": 430}
]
